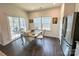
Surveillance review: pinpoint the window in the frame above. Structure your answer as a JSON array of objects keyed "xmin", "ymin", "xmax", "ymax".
[
  {"xmin": 34, "ymin": 17, "xmax": 52, "ymax": 31},
  {"xmin": 42, "ymin": 17, "xmax": 51, "ymax": 31},
  {"xmin": 34, "ymin": 17, "xmax": 41, "ymax": 30},
  {"xmin": 8, "ymin": 16, "xmax": 27, "ymax": 39},
  {"xmin": 20, "ymin": 18, "xmax": 27, "ymax": 31}
]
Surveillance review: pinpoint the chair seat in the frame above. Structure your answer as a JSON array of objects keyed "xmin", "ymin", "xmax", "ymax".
[{"xmin": 37, "ymin": 35, "xmax": 43, "ymax": 38}]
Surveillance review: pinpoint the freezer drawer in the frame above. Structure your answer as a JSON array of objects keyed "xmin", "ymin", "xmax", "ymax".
[
  {"xmin": 75, "ymin": 41, "xmax": 79, "ymax": 56},
  {"xmin": 61, "ymin": 39, "xmax": 72, "ymax": 56}
]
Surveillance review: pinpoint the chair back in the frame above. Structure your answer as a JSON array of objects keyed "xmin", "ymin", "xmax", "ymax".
[{"xmin": 42, "ymin": 30, "xmax": 46, "ymax": 36}]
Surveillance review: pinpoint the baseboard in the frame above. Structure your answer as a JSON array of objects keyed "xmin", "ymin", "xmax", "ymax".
[
  {"xmin": 1, "ymin": 39, "xmax": 13, "ymax": 46},
  {"xmin": 0, "ymin": 51, "xmax": 7, "ymax": 56},
  {"xmin": 1, "ymin": 36, "xmax": 21, "ymax": 46},
  {"xmin": 44, "ymin": 36, "xmax": 59, "ymax": 39}
]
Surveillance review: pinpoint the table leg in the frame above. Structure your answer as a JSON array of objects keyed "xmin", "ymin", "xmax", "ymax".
[{"xmin": 21, "ymin": 34, "xmax": 25, "ymax": 47}]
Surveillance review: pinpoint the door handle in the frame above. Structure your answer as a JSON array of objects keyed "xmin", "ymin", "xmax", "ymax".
[{"xmin": 66, "ymin": 45, "xmax": 69, "ymax": 47}]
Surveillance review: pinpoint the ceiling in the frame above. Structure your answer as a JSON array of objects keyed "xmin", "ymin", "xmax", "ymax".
[{"xmin": 15, "ymin": 3, "xmax": 62, "ymax": 12}]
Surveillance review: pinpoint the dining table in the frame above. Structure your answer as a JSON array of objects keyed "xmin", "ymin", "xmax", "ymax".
[{"xmin": 20, "ymin": 29, "xmax": 42, "ymax": 46}]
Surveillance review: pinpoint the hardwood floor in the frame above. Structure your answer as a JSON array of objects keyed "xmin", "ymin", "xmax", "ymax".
[{"xmin": 0, "ymin": 37, "xmax": 64, "ymax": 56}]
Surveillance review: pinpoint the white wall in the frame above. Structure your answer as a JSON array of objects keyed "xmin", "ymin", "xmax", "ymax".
[
  {"xmin": 0, "ymin": 4, "xmax": 28, "ymax": 46},
  {"xmin": 64, "ymin": 3, "xmax": 75, "ymax": 16},
  {"xmin": 75, "ymin": 4, "xmax": 79, "ymax": 12},
  {"xmin": 28, "ymin": 7, "xmax": 61, "ymax": 38}
]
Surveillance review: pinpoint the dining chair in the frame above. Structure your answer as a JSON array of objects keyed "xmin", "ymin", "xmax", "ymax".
[
  {"xmin": 36, "ymin": 30, "xmax": 46, "ymax": 44},
  {"xmin": 21, "ymin": 31, "xmax": 35, "ymax": 46},
  {"xmin": 21, "ymin": 32, "xmax": 29, "ymax": 46}
]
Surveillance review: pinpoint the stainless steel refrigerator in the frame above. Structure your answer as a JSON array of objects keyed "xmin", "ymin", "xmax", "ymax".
[{"xmin": 61, "ymin": 12, "xmax": 79, "ymax": 56}]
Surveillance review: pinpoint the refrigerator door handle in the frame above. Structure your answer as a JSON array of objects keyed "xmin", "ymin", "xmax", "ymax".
[{"xmin": 66, "ymin": 45, "xmax": 70, "ymax": 47}]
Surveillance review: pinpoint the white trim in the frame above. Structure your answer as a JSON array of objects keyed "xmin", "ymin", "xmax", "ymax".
[
  {"xmin": 1, "ymin": 39, "xmax": 14, "ymax": 46},
  {"xmin": 1, "ymin": 36, "xmax": 20, "ymax": 46},
  {"xmin": 0, "ymin": 51, "xmax": 6, "ymax": 56}
]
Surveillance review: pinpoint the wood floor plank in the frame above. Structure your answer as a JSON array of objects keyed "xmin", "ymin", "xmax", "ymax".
[{"xmin": 0, "ymin": 37, "xmax": 64, "ymax": 56}]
